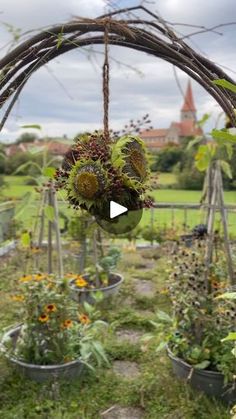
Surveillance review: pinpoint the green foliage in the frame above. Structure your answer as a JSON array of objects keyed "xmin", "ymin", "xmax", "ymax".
[
  {"xmin": 151, "ymin": 146, "xmax": 184, "ymax": 172},
  {"xmin": 15, "ymin": 132, "xmax": 39, "ymax": 144},
  {"xmin": 141, "ymin": 225, "xmax": 164, "ymax": 244},
  {"xmin": 212, "ymin": 78, "xmax": 236, "ymax": 93}
]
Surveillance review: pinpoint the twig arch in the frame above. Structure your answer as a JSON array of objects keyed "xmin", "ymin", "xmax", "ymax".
[{"xmin": 0, "ymin": 6, "xmax": 235, "ymax": 130}]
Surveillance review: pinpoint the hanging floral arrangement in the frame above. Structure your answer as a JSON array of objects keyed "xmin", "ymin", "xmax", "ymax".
[{"xmin": 55, "ymin": 131, "xmax": 152, "ymax": 221}]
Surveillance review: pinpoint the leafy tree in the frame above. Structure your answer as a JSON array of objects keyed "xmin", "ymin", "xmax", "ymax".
[
  {"xmin": 151, "ymin": 145, "xmax": 184, "ymax": 173},
  {"xmin": 15, "ymin": 132, "xmax": 38, "ymax": 144}
]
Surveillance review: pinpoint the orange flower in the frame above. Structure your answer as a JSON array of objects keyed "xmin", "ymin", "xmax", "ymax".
[
  {"xmin": 75, "ymin": 276, "xmax": 88, "ymax": 288},
  {"xmin": 45, "ymin": 304, "xmax": 57, "ymax": 313},
  {"xmin": 78, "ymin": 314, "xmax": 90, "ymax": 325},
  {"xmin": 62, "ymin": 319, "xmax": 73, "ymax": 328},
  {"xmin": 19, "ymin": 274, "xmax": 32, "ymax": 282},
  {"xmin": 65, "ymin": 272, "xmax": 77, "ymax": 279},
  {"xmin": 11, "ymin": 295, "xmax": 25, "ymax": 302},
  {"xmin": 38, "ymin": 313, "xmax": 49, "ymax": 323}
]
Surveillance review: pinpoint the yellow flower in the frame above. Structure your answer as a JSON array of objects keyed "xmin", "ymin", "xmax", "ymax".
[
  {"xmin": 38, "ymin": 313, "xmax": 49, "ymax": 323},
  {"xmin": 62, "ymin": 319, "xmax": 73, "ymax": 329},
  {"xmin": 19, "ymin": 274, "xmax": 32, "ymax": 282},
  {"xmin": 11, "ymin": 295, "xmax": 25, "ymax": 302},
  {"xmin": 78, "ymin": 314, "xmax": 91, "ymax": 325},
  {"xmin": 34, "ymin": 273, "xmax": 46, "ymax": 281},
  {"xmin": 75, "ymin": 276, "xmax": 88, "ymax": 288},
  {"xmin": 160, "ymin": 288, "xmax": 169, "ymax": 295},
  {"xmin": 45, "ymin": 304, "xmax": 57, "ymax": 313}
]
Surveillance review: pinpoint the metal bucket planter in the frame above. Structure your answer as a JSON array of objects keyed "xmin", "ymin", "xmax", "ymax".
[
  {"xmin": 167, "ymin": 346, "xmax": 236, "ymax": 404},
  {"xmin": 1, "ymin": 325, "xmax": 84, "ymax": 383},
  {"xmin": 69, "ymin": 272, "xmax": 123, "ymax": 304}
]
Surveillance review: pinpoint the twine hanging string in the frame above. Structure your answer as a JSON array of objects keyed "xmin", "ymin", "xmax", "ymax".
[{"xmin": 103, "ymin": 22, "xmax": 110, "ymax": 142}]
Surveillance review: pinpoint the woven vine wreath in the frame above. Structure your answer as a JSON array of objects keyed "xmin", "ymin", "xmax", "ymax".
[{"xmin": 55, "ymin": 132, "xmax": 152, "ymax": 221}]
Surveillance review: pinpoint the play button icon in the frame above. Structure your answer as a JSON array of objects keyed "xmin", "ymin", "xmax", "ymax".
[
  {"xmin": 110, "ymin": 201, "xmax": 128, "ymax": 219},
  {"xmin": 95, "ymin": 200, "xmax": 143, "ymax": 235}
]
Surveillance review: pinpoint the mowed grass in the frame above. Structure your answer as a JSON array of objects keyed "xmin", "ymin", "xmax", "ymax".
[{"xmin": 2, "ymin": 175, "xmax": 236, "ymax": 234}]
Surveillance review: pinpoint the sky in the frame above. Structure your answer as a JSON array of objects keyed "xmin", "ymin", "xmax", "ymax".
[{"xmin": 0, "ymin": 0, "xmax": 235, "ymax": 142}]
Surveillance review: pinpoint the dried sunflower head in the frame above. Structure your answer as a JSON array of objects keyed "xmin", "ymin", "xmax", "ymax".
[
  {"xmin": 68, "ymin": 160, "xmax": 108, "ymax": 208},
  {"xmin": 111, "ymin": 135, "xmax": 148, "ymax": 188}
]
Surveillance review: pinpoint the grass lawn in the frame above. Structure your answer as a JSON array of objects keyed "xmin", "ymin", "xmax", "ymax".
[
  {"xmin": 0, "ymin": 246, "xmax": 230, "ymax": 419},
  {"xmin": 2, "ymin": 175, "xmax": 236, "ymax": 235}
]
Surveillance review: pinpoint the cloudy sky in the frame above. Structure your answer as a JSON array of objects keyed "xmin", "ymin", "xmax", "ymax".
[{"xmin": 0, "ymin": 0, "xmax": 235, "ymax": 142}]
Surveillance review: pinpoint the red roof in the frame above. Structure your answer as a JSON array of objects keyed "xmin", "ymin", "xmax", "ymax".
[
  {"xmin": 181, "ymin": 80, "xmax": 196, "ymax": 112},
  {"xmin": 140, "ymin": 129, "xmax": 168, "ymax": 138},
  {"xmin": 171, "ymin": 120, "xmax": 202, "ymax": 137}
]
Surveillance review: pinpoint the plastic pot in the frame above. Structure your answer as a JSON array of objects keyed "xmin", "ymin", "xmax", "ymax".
[
  {"xmin": 1, "ymin": 325, "xmax": 84, "ymax": 383},
  {"xmin": 69, "ymin": 272, "xmax": 123, "ymax": 304},
  {"xmin": 167, "ymin": 346, "xmax": 236, "ymax": 404}
]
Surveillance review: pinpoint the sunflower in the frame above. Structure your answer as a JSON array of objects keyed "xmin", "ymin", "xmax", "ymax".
[
  {"xmin": 75, "ymin": 277, "xmax": 88, "ymax": 288},
  {"xmin": 78, "ymin": 314, "xmax": 91, "ymax": 325},
  {"xmin": 62, "ymin": 319, "xmax": 73, "ymax": 328},
  {"xmin": 38, "ymin": 313, "xmax": 49, "ymax": 323},
  {"xmin": 111, "ymin": 135, "xmax": 148, "ymax": 186},
  {"xmin": 68, "ymin": 160, "xmax": 108, "ymax": 208},
  {"xmin": 45, "ymin": 304, "xmax": 57, "ymax": 313},
  {"xmin": 19, "ymin": 274, "xmax": 32, "ymax": 282}
]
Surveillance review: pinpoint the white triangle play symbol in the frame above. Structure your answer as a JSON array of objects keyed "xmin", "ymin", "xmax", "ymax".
[{"xmin": 110, "ymin": 201, "xmax": 128, "ymax": 219}]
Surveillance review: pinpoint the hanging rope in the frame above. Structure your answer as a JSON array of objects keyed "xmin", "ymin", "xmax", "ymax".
[{"xmin": 103, "ymin": 22, "xmax": 110, "ymax": 142}]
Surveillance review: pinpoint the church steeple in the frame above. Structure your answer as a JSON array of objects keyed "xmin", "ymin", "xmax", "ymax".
[{"xmin": 181, "ymin": 80, "xmax": 197, "ymax": 122}]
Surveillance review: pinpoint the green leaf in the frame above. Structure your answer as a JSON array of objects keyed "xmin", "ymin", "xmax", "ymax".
[
  {"xmin": 186, "ymin": 136, "xmax": 203, "ymax": 150},
  {"xmin": 212, "ymin": 79, "xmax": 236, "ymax": 93},
  {"xmin": 155, "ymin": 310, "xmax": 172, "ymax": 323},
  {"xmin": 20, "ymin": 232, "xmax": 31, "ymax": 247},
  {"xmin": 194, "ymin": 360, "xmax": 210, "ymax": 369},
  {"xmin": 221, "ymin": 332, "xmax": 236, "ymax": 342},
  {"xmin": 14, "ymin": 191, "xmax": 34, "ymax": 219},
  {"xmin": 216, "ymin": 292, "xmax": 236, "ymax": 300},
  {"xmin": 43, "ymin": 167, "xmax": 56, "ymax": 178},
  {"xmin": 21, "ymin": 124, "xmax": 42, "ymax": 130},
  {"xmin": 44, "ymin": 205, "xmax": 55, "ymax": 222},
  {"xmin": 155, "ymin": 341, "xmax": 167, "ymax": 353},
  {"xmin": 220, "ymin": 160, "xmax": 232, "ymax": 179},
  {"xmin": 211, "ymin": 129, "xmax": 236, "ymax": 143},
  {"xmin": 198, "ymin": 113, "xmax": 210, "ymax": 127}
]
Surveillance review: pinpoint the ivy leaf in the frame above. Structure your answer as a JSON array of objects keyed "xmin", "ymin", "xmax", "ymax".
[
  {"xmin": 43, "ymin": 167, "xmax": 56, "ymax": 178},
  {"xmin": 212, "ymin": 79, "xmax": 236, "ymax": 93},
  {"xmin": 44, "ymin": 205, "xmax": 55, "ymax": 222},
  {"xmin": 194, "ymin": 360, "xmax": 211, "ymax": 369},
  {"xmin": 220, "ymin": 160, "xmax": 232, "ymax": 179}
]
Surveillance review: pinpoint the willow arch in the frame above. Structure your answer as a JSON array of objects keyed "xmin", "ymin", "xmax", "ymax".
[{"xmin": 0, "ymin": 5, "xmax": 235, "ymax": 130}]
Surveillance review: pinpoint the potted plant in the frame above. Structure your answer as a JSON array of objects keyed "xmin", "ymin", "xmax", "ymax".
[
  {"xmin": 145, "ymin": 243, "xmax": 236, "ymax": 403},
  {"xmin": 69, "ymin": 246, "xmax": 123, "ymax": 304},
  {"xmin": 0, "ymin": 273, "xmax": 108, "ymax": 382}
]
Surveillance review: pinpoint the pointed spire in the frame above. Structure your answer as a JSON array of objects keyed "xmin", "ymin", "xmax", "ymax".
[{"xmin": 181, "ymin": 80, "xmax": 196, "ymax": 112}]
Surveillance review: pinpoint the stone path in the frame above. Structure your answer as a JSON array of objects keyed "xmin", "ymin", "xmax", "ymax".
[
  {"xmin": 112, "ymin": 361, "xmax": 140, "ymax": 379},
  {"xmin": 101, "ymin": 405, "xmax": 144, "ymax": 419},
  {"xmin": 115, "ymin": 328, "xmax": 143, "ymax": 344},
  {"xmin": 133, "ymin": 279, "xmax": 156, "ymax": 297}
]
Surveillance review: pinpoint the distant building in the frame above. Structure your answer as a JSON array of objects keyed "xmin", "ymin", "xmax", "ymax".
[
  {"xmin": 5, "ymin": 138, "xmax": 70, "ymax": 158},
  {"xmin": 140, "ymin": 80, "xmax": 203, "ymax": 151}
]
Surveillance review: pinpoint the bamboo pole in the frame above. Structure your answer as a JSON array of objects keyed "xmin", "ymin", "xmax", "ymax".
[
  {"xmin": 47, "ymin": 187, "xmax": 53, "ymax": 274},
  {"xmin": 52, "ymin": 188, "xmax": 64, "ymax": 279}
]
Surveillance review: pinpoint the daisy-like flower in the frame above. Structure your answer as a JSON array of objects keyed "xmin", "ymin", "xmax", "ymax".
[
  {"xmin": 34, "ymin": 273, "xmax": 46, "ymax": 281},
  {"xmin": 38, "ymin": 313, "xmax": 49, "ymax": 323},
  {"xmin": 45, "ymin": 304, "xmax": 57, "ymax": 313},
  {"xmin": 11, "ymin": 295, "xmax": 25, "ymax": 302},
  {"xmin": 62, "ymin": 319, "xmax": 73, "ymax": 328},
  {"xmin": 78, "ymin": 314, "xmax": 91, "ymax": 325},
  {"xmin": 19, "ymin": 274, "xmax": 32, "ymax": 282},
  {"xmin": 75, "ymin": 276, "xmax": 88, "ymax": 288}
]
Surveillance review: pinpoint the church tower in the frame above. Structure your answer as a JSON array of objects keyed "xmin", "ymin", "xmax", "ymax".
[{"xmin": 181, "ymin": 80, "xmax": 197, "ymax": 122}]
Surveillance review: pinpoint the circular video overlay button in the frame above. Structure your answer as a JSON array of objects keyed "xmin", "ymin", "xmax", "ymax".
[{"xmin": 95, "ymin": 200, "xmax": 143, "ymax": 235}]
